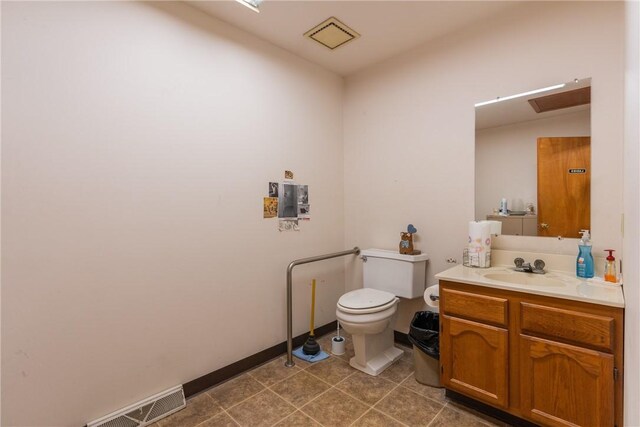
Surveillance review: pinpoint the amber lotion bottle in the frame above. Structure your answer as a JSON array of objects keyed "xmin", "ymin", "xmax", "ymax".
[{"xmin": 604, "ymin": 249, "xmax": 617, "ymax": 283}]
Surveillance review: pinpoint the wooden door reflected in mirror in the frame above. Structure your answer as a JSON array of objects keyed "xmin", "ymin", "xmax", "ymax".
[{"xmin": 537, "ymin": 137, "xmax": 590, "ymax": 238}]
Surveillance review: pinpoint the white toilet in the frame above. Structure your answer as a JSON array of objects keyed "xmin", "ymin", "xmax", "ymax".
[{"xmin": 336, "ymin": 249, "xmax": 429, "ymax": 376}]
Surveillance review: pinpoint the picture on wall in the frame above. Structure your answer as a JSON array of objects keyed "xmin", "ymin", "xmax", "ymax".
[
  {"xmin": 297, "ymin": 185, "xmax": 309, "ymax": 204},
  {"xmin": 263, "ymin": 197, "xmax": 278, "ymax": 218},
  {"xmin": 263, "ymin": 179, "xmax": 310, "ymax": 223},
  {"xmin": 278, "ymin": 184, "xmax": 298, "ymax": 218},
  {"xmin": 298, "ymin": 204, "xmax": 310, "ymax": 220},
  {"xmin": 279, "ymin": 219, "xmax": 299, "ymax": 232},
  {"xmin": 268, "ymin": 182, "xmax": 279, "ymax": 198}
]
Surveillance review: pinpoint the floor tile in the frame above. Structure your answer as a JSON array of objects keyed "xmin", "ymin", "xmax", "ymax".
[
  {"xmin": 351, "ymin": 409, "xmax": 405, "ymax": 427},
  {"xmin": 335, "ymin": 371, "xmax": 396, "ymax": 405},
  {"xmin": 227, "ymin": 390, "xmax": 295, "ymax": 427},
  {"xmin": 207, "ymin": 374, "xmax": 265, "ymax": 409},
  {"xmin": 273, "ymin": 410, "xmax": 322, "ymax": 426},
  {"xmin": 401, "ymin": 374, "xmax": 447, "ymax": 403},
  {"xmin": 316, "ymin": 333, "xmax": 335, "ymax": 351},
  {"xmin": 304, "ymin": 356, "xmax": 355, "ymax": 385},
  {"xmin": 300, "ymin": 388, "xmax": 369, "ymax": 427},
  {"xmin": 249, "ymin": 356, "xmax": 301, "ymax": 387},
  {"xmin": 158, "ymin": 393, "xmax": 221, "ymax": 427},
  {"xmin": 270, "ymin": 371, "xmax": 331, "ymax": 408},
  {"xmin": 379, "ymin": 356, "xmax": 414, "ymax": 383},
  {"xmin": 161, "ymin": 332, "xmax": 512, "ymax": 427},
  {"xmin": 446, "ymin": 402, "xmax": 509, "ymax": 427},
  {"xmin": 398, "ymin": 343, "xmax": 414, "ymax": 355},
  {"xmin": 289, "ymin": 354, "xmax": 313, "ymax": 369},
  {"xmin": 428, "ymin": 405, "xmax": 490, "ymax": 427},
  {"xmin": 198, "ymin": 411, "xmax": 240, "ymax": 427},
  {"xmin": 374, "ymin": 386, "xmax": 443, "ymax": 426}
]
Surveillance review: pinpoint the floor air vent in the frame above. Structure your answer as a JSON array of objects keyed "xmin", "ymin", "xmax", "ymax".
[{"xmin": 88, "ymin": 385, "xmax": 185, "ymax": 427}]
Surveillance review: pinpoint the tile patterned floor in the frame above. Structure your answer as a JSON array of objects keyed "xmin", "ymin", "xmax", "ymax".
[{"xmin": 155, "ymin": 333, "xmax": 508, "ymax": 427}]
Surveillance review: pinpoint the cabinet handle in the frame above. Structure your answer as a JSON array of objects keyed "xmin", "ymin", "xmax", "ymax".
[{"xmin": 540, "ymin": 223, "xmax": 549, "ymax": 229}]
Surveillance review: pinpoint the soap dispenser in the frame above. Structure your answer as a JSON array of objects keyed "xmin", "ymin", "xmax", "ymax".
[
  {"xmin": 604, "ymin": 249, "xmax": 617, "ymax": 283},
  {"xmin": 577, "ymin": 230, "xmax": 594, "ymax": 278}
]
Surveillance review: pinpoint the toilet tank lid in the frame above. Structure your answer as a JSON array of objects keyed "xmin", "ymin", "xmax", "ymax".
[
  {"xmin": 361, "ymin": 248, "xmax": 429, "ymax": 262},
  {"xmin": 338, "ymin": 288, "xmax": 396, "ymax": 310}
]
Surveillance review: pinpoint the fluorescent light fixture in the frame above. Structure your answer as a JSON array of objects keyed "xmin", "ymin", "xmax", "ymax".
[
  {"xmin": 234, "ymin": 0, "xmax": 262, "ymax": 13},
  {"xmin": 474, "ymin": 83, "xmax": 566, "ymax": 108}
]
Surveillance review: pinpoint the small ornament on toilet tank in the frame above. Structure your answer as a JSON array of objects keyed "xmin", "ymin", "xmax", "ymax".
[{"xmin": 399, "ymin": 224, "xmax": 422, "ymax": 255}]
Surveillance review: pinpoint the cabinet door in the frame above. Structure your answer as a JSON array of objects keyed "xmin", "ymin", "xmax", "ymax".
[
  {"xmin": 441, "ymin": 315, "xmax": 509, "ymax": 408},
  {"xmin": 522, "ymin": 217, "xmax": 538, "ymax": 236},
  {"xmin": 520, "ymin": 335, "xmax": 614, "ymax": 427},
  {"xmin": 500, "ymin": 217, "xmax": 523, "ymax": 236}
]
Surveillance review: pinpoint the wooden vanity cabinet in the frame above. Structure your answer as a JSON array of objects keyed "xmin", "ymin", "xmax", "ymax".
[
  {"xmin": 486, "ymin": 215, "xmax": 538, "ymax": 236},
  {"xmin": 439, "ymin": 280, "xmax": 624, "ymax": 427}
]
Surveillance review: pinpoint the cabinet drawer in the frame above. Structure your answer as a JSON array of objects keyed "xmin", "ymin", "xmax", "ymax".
[
  {"xmin": 520, "ymin": 302, "xmax": 614, "ymax": 352},
  {"xmin": 442, "ymin": 288, "xmax": 508, "ymax": 327}
]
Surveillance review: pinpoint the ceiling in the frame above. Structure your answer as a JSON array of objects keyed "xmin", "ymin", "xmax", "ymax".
[{"xmin": 185, "ymin": 1, "xmax": 520, "ymax": 76}]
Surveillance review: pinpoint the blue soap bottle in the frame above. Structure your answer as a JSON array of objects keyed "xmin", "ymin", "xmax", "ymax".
[{"xmin": 577, "ymin": 229, "xmax": 594, "ymax": 278}]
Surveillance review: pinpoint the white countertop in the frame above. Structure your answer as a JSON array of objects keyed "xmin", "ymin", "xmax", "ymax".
[{"xmin": 435, "ymin": 264, "xmax": 625, "ymax": 308}]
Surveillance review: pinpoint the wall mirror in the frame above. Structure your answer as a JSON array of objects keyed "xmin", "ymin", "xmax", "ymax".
[{"xmin": 475, "ymin": 78, "xmax": 591, "ymax": 238}]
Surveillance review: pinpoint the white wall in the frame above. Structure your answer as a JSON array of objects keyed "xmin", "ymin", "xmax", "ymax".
[
  {"xmin": 1, "ymin": 2, "xmax": 345, "ymax": 426},
  {"xmin": 475, "ymin": 110, "xmax": 590, "ymax": 220},
  {"xmin": 344, "ymin": 1, "xmax": 624, "ymax": 333},
  {"xmin": 624, "ymin": 1, "xmax": 640, "ymax": 425}
]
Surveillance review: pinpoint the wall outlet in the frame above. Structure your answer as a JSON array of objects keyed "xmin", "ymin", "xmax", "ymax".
[{"xmin": 446, "ymin": 258, "xmax": 457, "ymax": 264}]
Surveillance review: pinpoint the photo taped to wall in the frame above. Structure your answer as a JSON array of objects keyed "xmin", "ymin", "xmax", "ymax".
[
  {"xmin": 263, "ymin": 197, "xmax": 278, "ymax": 218},
  {"xmin": 278, "ymin": 183, "xmax": 298, "ymax": 218},
  {"xmin": 268, "ymin": 182, "xmax": 278, "ymax": 198},
  {"xmin": 297, "ymin": 185, "xmax": 309, "ymax": 204}
]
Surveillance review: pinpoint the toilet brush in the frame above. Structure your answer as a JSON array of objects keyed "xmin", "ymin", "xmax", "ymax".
[
  {"xmin": 302, "ymin": 279, "xmax": 320, "ymax": 355},
  {"xmin": 331, "ymin": 321, "xmax": 345, "ymax": 355}
]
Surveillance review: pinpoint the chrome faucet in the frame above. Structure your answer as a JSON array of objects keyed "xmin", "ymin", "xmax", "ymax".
[{"xmin": 514, "ymin": 257, "xmax": 546, "ymax": 274}]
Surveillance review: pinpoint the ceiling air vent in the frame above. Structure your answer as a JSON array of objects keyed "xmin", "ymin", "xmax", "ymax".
[
  {"xmin": 304, "ymin": 17, "xmax": 360, "ymax": 50},
  {"xmin": 528, "ymin": 86, "xmax": 591, "ymax": 113}
]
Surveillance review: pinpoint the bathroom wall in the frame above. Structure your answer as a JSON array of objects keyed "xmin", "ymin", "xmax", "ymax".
[
  {"xmin": 1, "ymin": 2, "xmax": 345, "ymax": 425},
  {"xmin": 624, "ymin": 1, "xmax": 640, "ymax": 425},
  {"xmin": 475, "ymin": 109, "xmax": 590, "ymax": 220},
  {"xmin": 344, "ymin": 2, "xmax": 624, "ymax": 332}
]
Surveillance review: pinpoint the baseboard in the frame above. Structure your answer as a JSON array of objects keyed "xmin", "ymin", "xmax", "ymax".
[
  {"xmin": 445, "ymin": 389, "xmax": 538, "ymax": 427},
  {"xmin": 183, "ymin": 323, "xmax": 414, "ymax": 398},
  {"xmin": 394, "ymin": 330, "xmax": 411, "ymax": 347},
  {"xmin": 183, "ymin": 321, "xmax": 338, "ymax": 397}
]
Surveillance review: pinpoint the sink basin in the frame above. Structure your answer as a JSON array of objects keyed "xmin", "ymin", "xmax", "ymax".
[{"xmin": 482, "ymin": 272, "xmax": 565, "ymax": 287}]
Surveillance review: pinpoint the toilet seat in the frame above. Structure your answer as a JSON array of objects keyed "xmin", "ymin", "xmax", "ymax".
[{"xmin": 338, "ymin": 289, "xmax": 397, "ymax": 314}]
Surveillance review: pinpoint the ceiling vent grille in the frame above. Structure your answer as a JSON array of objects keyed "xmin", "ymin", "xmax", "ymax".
[
  {"xmin": 528, "ymin": 86, "xmax": 591, "ymax": 113},
  {"xmin": 304, "ymin": 17, "xmax": 360, "ymax": 50},
  {"xmin": 87, "ymin": 385, "xmax": 185, "ymax": 427}
]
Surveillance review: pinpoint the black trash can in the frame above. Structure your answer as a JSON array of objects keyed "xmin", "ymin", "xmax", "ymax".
[{"xmin": 408, "ymin": 311, "xmax": 442, "ymax": 387}]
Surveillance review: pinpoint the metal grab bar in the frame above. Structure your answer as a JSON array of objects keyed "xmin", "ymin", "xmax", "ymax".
[{"xmin": 285, "ymin": 247, "xmax": 361, "ymax": 367}]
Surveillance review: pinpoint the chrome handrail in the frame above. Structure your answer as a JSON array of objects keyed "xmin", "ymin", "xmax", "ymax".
[{"xmin": 285, "ymin": 247, "xmax": 361, "ymax": 367}]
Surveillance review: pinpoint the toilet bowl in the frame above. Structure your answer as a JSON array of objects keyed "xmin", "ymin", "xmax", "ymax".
[
  {"xmin": 336, "ymin": 288, "xmax": 404, "ymax": 376},
  {"xmin": 336, "ymin": 249, "xmax": 429, "ymax": 376}
]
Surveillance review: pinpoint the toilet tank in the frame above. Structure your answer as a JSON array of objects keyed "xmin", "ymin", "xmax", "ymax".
[{"xmin": 361, "ymin": 249, "xmax": 429, "ymax": 299}]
